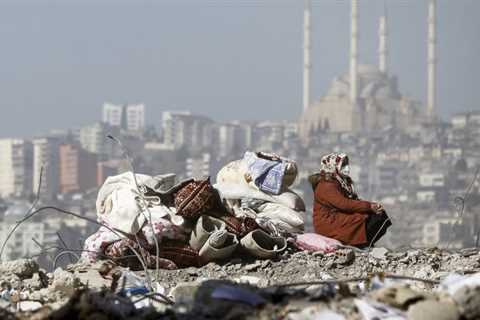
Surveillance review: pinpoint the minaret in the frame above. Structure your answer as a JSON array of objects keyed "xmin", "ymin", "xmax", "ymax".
[
  {"xmin": 427, "ymin": 0, "xmax": 437, "ymax": 118},
  {"xmin": 378, "ymin": 13, "xmax": 388, "ymax": 73},
  {"xmin": 303, "ymin": 0, "xmax": 312, "ymax": 112},
  {"xmin": 350, "ymin": 0, "xmax": 358, "ymax": 105}
]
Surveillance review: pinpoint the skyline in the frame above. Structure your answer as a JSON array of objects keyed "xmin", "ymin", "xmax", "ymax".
[{"xmin": 0, "ymin": 0, "xmax": 479, "ymax": 137}]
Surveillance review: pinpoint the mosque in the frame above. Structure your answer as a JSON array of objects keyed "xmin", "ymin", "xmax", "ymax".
[{"xmin": 298, "ymin": 0, "xmax": 437, "ymax": 141}]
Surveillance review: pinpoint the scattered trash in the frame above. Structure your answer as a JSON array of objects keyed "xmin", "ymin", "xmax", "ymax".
[
  {"xmin": 354, "ymin": 298, "xmax": 406, "ymax": 320},
  {"xmin": 18, "ymin": 300, "xmax": 43, "ymax": 312},
  {"xmin": 211, "ymin": 284, "xmax": 266, "ymax": 307}
]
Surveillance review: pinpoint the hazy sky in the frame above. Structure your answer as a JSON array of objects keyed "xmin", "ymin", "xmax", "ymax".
[{"xmin": 0, "ymin": 0, "xmax": 479, "ymax": 137}]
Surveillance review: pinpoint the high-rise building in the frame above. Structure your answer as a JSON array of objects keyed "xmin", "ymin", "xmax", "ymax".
[
  {"xmin": 102, "ymin": 103, "xmax": 145, "ymax": 133},
  {"xmin": 102, "ymin": 103, "xmax": 124, "ymax": 127},
  {"xmin": 217, "ymin": 123, "xmax": 251, "ymax": 158},
  {"xmin": 79, "ymin": 122, "xmax": 117, "ymax": 161},
  {"xmin": 59, "ymin": 144, "xmax": 97, "ymax": 194},
  {"xmin": 0, "ymin": 139, "xmax": 33, "ymax": 198},
  {"xmin": 97, "ymin": 159, "xmax": 128, "ymax": 186},
  {"xmin": 125, "ymin": 104, "xmax": 145, "ymax": 133},
  {"xmin": 185, "ymin": 153, "xmax": 218, "ymax": 179},
  {"xmin": 162, "ymin": 111, "xmax": 214, "ymax": 150},
  {"xmin": 32, "ymin": 137, "xmax": 61, "ymax": 199}
]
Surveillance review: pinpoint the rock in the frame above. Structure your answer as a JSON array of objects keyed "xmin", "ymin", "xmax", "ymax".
[
  {"xmin": 370, "ymin": 247, "xmax": 389, "ymax": 260},
  {"xmin": 185, "ymin": 267, "xmax": 198, "ymax": 276},
  {"xmin": 335, "ymin": 249, "xmax": 355, "ymax": 265},
  {"xmin": 51, "ymin": 269, "xmax": 77, "ymax": 296},
  {"xmin": 288, "ymin": 306, "xmax": 345, "ymax": 320},
  {"xmin": 245, "ymin": 261, "xmax": 262, "ymax": 272},
  {"xmin": 18, "ymin": 300, "xmax": 43, "ymax": 312},
  {"xmin": 0, "ymin": 298, "xmax": 10, "ymax": 309},
  {"xmin": 452, "ymin": 285, "xmax": 480, "ymax": 320},
  {"xmin": 74, "ymin": 269, "xmax": 111, "ymax": 289},
  {"xmin": 23, "ymin": 272, "xmax": 48, "ymax": 290},
  {"xmin": 407, "ymin": 300, "xmax": 460, "ymax": 320},
  {"xmin": 0, "ymin": 307, "xmax": 16, "ymax": 320},
  {"xmin": 170, "ymin": 282, "xmax": 201, "ymax": 305},
  {"xmin": 235, "ymin": 275, "xmax": 267, "ymax": 287},
  {"xmin": 0, "ymin": 259, "xmax": 39, "ymax": 279},
  {"xmin": 370, "ymin": 285, "xmax": 426, "ymax": 309}
]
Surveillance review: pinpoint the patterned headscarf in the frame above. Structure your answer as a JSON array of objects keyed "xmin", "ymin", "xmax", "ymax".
[{"xmin": 318, "ymin": 152, "xmax": 357, "ymax": 198}]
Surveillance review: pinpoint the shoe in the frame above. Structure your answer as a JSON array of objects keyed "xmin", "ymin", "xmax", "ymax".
[
  {"xmin": 240, "ymin": 229, "xmax": 287, "ymax": 259},
  {"xmin": 189, "ymin": 215, "xmax": 226, "ymax": 251},
  {"xmin": 199, "ymin": 230, "xmax": 238, "ymax": 262}
]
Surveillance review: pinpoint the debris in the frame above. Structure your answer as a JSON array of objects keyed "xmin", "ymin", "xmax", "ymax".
[
  {"xmin": 288, "ymin": 307, "xmax": 346, "ymax": 320},
  {"xmin": 51, "ymin": 268, "xmax": 78, "ymax": 296},
  {"xmin": 451, "ymin": 285, "xmax": 480, "ymax": 320},
  {"xmin": 370, "ymin": 285, "xmax": 427, "ymax": 309},
  {"xmin": 370, "ymin": 247, "xmax": 389, "ymax": 260},
  {"xmin": 354, "ymin": 298, "xmax": 406, "ymax": 320},
  {"xmin": 18, "ymin": 300, "xmax": 43, "ymax": 312},
  {"xmin": 407, "ymin": 300, "xmax": 460, "ymax": 320},
  {"xmin": 0, "ymin": 259, "xmax": 39, "ymax": 280},
  {"xmin": 210, "ymin": 284, "xmax": 266, "ymax": 306}
]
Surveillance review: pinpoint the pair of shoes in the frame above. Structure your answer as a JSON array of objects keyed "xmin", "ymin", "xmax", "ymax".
[
  {"xmin": 190, "ymin": 215, "xmax": 287, "ymax": 261},
  {"xmin": 190, "ymin": 215, "xmax": 238, "ymax": 262}
]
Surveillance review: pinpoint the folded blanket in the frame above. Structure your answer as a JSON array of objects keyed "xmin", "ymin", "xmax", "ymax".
[
  {"xmin": 295, "ymin": 233, "xmax": 341, "ymax": 253},
  {"xmin": 244, "ymin": 151, "xmax": 288, "ymax": 195},
  {"xmin": 96, "ymin": 172, "xmax": 189, "ymax": 234}
]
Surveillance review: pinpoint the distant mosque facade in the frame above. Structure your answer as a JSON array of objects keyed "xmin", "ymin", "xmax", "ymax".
[{"xmin": 298, "ymin": 0, "xmax": 437, "ymax": 141}]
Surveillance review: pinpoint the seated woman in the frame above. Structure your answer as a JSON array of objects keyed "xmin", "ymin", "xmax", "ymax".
[{"xmin": 309, "ymin": 153, "xmax": 391, "ymax": 248}]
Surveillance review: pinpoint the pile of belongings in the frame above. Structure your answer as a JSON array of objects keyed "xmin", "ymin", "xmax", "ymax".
[
  {"xmin": 81, "ymin": 151, "xmax": 304, "ymax": 269},
  {"xmin": 215, "ymin": 151, "xmax": 305, "ymax": 235}
]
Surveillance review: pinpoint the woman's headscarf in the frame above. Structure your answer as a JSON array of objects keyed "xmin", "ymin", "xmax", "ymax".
[{"xmin": 309, "ymin": 152, "xmax": 357, "ymax": 199}]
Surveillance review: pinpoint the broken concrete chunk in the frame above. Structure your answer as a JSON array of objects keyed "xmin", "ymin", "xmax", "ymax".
[
  {"xmin": 370, "ymin": 285, "xmax": 426, "ymax": 309},
  {"xmin": 370, "ymin": 247, "xmax": 389, "ymax": 260},
  {"xmin": 334, "ymin": 249, "xmax": 355, "ymax": 265},
  {"xmin": 51, "ymin": 269, "xmax": 77, "ymax": 296},
  {"xmin": 452, "ymin": 285, "xmax": 480, "ymax": 320},
  {"xmin": 18, "ymin": 300, "xmax": 43, "ymax": 312},
  {"xmin": 0, "ymin": 259, "xmax": 39, "ymax": 279},
  {"xmin": 170, "ymin": 282, "xmax": 201, "ymax": 305},
  {"xmin": 407, "ymin": 300, "xmax": 460, "ymax": 320}
]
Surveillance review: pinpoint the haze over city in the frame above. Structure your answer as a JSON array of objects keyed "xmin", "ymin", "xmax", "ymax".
[
  {"xmin": 0, "ymin": 0, "xmax": 479, "ymax": 137},
  {"xmin": 1, "ymin": 2, "xmax": 480, "ymax": 318}
]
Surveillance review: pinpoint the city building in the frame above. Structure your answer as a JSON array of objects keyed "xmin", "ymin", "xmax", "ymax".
[
  {"xmin": 97, "ymin": 159, "xmax": 128, "ymax": 186},
  {"xmin": 59, "ymin": 144, "xmax": 97, "ymax": 194},
  {"xmin": 102, "ymin": 103, "xmax": 124, "ymax": 128},
  {"xmin": 32, "ymin": 137, "xmax": 61, "ymax": 199},
  {"xmin": 79, "ymin": 122, "xmax": 117, "ymax": 161},
  {"xmin": 124, "ymin": 104, "xmax": 145, "ymax": 133},
  {"xmin": 102, "ymin": 102, "xmax": 145, "ymax": 133},
  {"xmin": 0, "ymin": 139, "xmax": 33, "ymax": 198},
  {"xmin": 185, "ymin": 153, "xmax": 219, "ymax": 179},
  {"xmin": 217, "ymin": 123, "xmax": 252, "ymax": 159},
  {"xmin": 161, "ymin": 111, "xmax": 214, "ymax": 150}
]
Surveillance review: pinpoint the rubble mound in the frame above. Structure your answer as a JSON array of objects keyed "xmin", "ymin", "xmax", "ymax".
[{"xmin": 1, "ymin": 247, "xmax": 480, "ymax": 319}]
